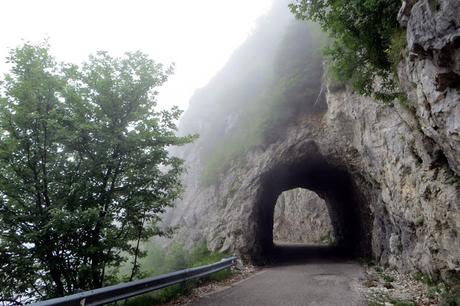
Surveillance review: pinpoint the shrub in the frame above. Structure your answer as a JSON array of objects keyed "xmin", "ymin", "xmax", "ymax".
[
  {"xmin": 121, "ymin": 241, "xmax": 232, "ymax": 305},
  {"xmin": 289, "ymin": 0, "xmax": 404, "ymax": 103}
]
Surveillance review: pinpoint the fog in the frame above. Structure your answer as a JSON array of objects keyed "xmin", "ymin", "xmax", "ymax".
[
  {"xmin": 173, "ymin": 1, "xmax": 325, "ymax": 186},
  {"xmin": 0, "ymin": 1, "xmax": 329, "ymax": 302},
  {"xmin": 0, "ymin": 0, "xmax": 272, "ymax": 111}
]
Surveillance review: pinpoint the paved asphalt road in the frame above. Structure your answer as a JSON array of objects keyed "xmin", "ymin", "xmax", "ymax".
[{"xmin": 190, "ymin": 246, "xmax": 366, "ymax": 306}]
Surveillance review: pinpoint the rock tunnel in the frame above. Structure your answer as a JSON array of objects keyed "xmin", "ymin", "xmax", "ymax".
[{"xmin": 250, "ymin": 141, "xmax": 372, "ymax": 263}]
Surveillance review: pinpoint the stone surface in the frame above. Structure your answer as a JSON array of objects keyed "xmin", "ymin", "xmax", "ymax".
[
  {"xmin": 273, "ymin": 188, "xmax": 334, "ymax": 244},
  {"xmin": 403, "ymin": 0, "xmax": 460, "ymax": 175},
  {"xmin": 167, "ymin": 79, "xmax": 459, "ymax": 278},
  {"xmin": 360, "ymin": 264, "xmax": 443, "ymax": 305},
  {"xmin": 164, "ymin": 0, "xmax": 460, "ymax": 281}
]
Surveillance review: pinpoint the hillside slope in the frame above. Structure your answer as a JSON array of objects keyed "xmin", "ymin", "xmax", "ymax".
[{"xmin": 166, "ymin": 0, "xmax": 460, "ymax": 281}]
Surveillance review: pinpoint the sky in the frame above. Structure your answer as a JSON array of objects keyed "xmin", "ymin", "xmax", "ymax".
[{"xmin": 0, "ymin": 0, "xmax": 273, "ymax": 112}]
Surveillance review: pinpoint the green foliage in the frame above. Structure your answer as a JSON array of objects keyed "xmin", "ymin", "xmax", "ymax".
[
  {"xmin": 441, "ymin": 287, "xmax": 460, "ymax": 306},
  {"xmin": 368, "ymin": 268, "xmax": 459, "ymax": 306},
  {"xmin": 391, "ymin": 301, "xmax": 416, "ymax": 306},
  {"xmin": 123, "ymin": 284, "xmax": 191, "ymax": 306},
  {"xmin": 414, "ymin": 272, "xmax": 437, "ymax": 286},
  {"xmin": 387, "ymin": 29, "xmax": 408, "ymax": 72},
  {"xmin": 319, "ymin": 231, "xmax": 334, "ymax": 244},
  {"xmin": 289, "ymin": 0, "xmax": 404, "ymax": 103},
  {"xmin": 368, "ymin": 293, "xmax": 416, "ymax": 306},
  {"xmin": 382, "ymin": 274, "xmax": 395, "ymax": 283},
  {"xmin": 413, "ymin": 271, "xmax": 460, "ymax": 306},
  {"xmin": 136, "ymin": 241, "xmax": 230, "ymax": 277},
  {"xmin": 120, "ymin": 241, "xmax": 232, "ymax": 306},
  {"xmin": 0, "ymin": 42, "xmax": 194, "ymax": 303}
]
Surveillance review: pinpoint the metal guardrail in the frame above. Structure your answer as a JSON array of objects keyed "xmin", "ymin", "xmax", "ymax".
[{"xmin": 32, "ymin": 256, "xmax": 237, "ymax": 306}]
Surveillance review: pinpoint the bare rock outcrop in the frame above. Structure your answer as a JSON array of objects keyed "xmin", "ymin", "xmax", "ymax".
[
  {"xmin": 164, "ymin": 0, "xmax": 460, "ymax": 281},
  {"xmin": 273, "ymin": 188, "xmax": 334, "ymax": 244},
  {"xmin": 401, "ymin": 0, "xmax": 460, "ymax": 175}
]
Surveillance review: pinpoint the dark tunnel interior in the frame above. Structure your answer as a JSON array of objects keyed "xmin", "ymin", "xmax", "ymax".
[{"xmin": 252, "ymin": 155, "xmax": 372, "ymax": 264}]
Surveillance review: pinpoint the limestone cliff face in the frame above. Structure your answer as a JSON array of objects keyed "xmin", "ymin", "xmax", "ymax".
[
  {"xmin": 398, "ymin": 0, "xmax": 460, "ymax": 177},
  {"xmin": 165, "ymin": 0, "xmax": 460, "ymax": 280},
  {"xmin": 273, "ymin": 188, "xmax": 334, "ymax": 244}
]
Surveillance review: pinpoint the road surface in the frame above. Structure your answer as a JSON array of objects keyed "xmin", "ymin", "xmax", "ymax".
[{"xmin": 190, "ymin": 246, "xmax": 365, "ymax": 306}]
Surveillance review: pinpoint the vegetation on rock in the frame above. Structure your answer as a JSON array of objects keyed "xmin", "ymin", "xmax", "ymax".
[
  {"xmin": 119, "ymin": 241, "xmax": 232, "ymax": 306},
  {"xmin": 289, "ymin": 0, "xmax": 406, "ymax": 103},
  {"xmin": 190, "ymin": 17, "xmax": 325, "ymax": 185}
]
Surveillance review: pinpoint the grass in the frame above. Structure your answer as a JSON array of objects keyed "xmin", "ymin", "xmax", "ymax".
[
  {"xmin": 368, "ymin": 292, "xmax": 416, "ymax": 306},
  {"xmin": 121, "ymin": 270, "xmax": 233, "ymax": 306},
  {"xmin": 319, "ymin": 232, "xmax": 335, "ymax": 245},
  {"xmin": 111, "ymin": 242, "xmax": 233, "ymax": 306},
  {"xmin": 365, "ymin": 265, "xmax": 460, "ymax": 306},
  {"xmin": 413, "ymin": 272, "xmax": 437, "ymax": 286},
  {"xmin": 436, "ymin": 271, "xmax": 460, "ymax": 306},
  {"xmin": 412, "ymin": 271, "xmax": 460, "ymax": 306},
  {"xmin": 122, "ymin": 284, "xmax": 192, "ymax": 306},
  {"xmin": 441, "ymin": 287, "xmax": 460, "ymax": 306},
  {"xmin": 383, "ymin": 274, "xmax": 395, "ymax": 283},
  {"xmin": 121, "ymin": 270, "xmax": 235, "ymax": 306}
]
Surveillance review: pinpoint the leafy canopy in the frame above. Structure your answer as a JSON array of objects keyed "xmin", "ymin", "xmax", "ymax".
[
  {"xmin": 289, "ymin": 0, "xmax": 404, "ymax": 102},
  {"xmin": 0, "ymin": 42, "xmax": 194, "ymax": 303}
]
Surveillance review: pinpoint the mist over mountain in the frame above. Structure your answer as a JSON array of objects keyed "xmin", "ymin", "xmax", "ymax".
[
  {"xmin": 176, "ymin": 1, "xmax": 325, "ymax": 185},
  {"xmin": 167, "ymin": 0, "xmax": 460, "ymax": 293},
  {"xmin": 2, "ymin": 0, "xmax": 460, "ymax": 304}
]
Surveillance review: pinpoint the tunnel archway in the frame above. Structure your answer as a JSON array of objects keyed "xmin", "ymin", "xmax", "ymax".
[{"xmin": 251, "ymin": 142, "xmax": 372, "ymax": 263}]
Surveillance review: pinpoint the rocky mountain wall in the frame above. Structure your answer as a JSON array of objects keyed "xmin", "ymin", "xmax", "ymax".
[
  {"xmin": 273, "ymin": 188, "xmax": 334, "ymax": 244},
  {"xmin": 164, "ymin": 0, "xmax": 460, "ymax": 281}
]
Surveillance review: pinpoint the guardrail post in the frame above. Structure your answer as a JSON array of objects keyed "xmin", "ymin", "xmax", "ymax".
[{"xmin": 180, "ymin": 267, "xmax": 189, "ymax": 293}]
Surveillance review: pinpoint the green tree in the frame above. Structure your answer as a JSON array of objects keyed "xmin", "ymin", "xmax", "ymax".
[
  {"xmin": 0, "ymin": 42, "xmax": 194, "ymax": 303},
  {"xmin": 289, "ymin": 0, "xmax": 403, "ymax": 102}
]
